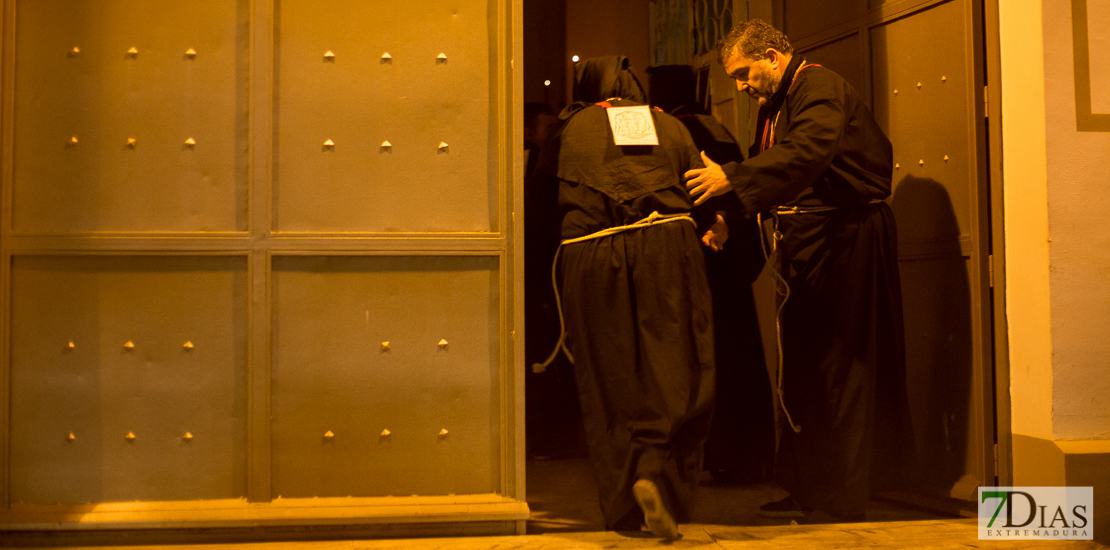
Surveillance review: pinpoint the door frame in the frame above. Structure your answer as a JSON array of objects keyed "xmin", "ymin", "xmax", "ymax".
[{"xmin": 983, "ymin": 0, "xmax": 1011, "ymax": 488}]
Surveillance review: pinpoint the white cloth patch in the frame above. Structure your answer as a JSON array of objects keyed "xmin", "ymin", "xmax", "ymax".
[{"xmin": 606, "ymin": 105, "xmax": 659, "ymax": 146}]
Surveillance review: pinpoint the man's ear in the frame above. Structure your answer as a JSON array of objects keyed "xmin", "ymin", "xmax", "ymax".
[{"xmin": 764, "ymin": 48, "xmax": 781, "ymax": 68}]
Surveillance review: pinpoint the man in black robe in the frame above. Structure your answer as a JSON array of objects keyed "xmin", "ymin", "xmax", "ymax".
[
  {"xmin": 685, "ymin": 20, "xmax": 912, "ymax": 522},
  {"xmin": 648, "ymin": 65, "xmax": 774, "ymax": 484},
  {"xmin": 535, "ymin": 56, "xmax": 715, "ymax": 538}
]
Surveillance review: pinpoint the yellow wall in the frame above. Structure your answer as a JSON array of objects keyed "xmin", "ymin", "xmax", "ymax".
[
  {"xmin": 1041, "ymin": 0, "xmax": 1110, "ymax": 442},
  {"xmin": 998, "ymin": 0, "xmax": 1054, "ymax": 443},
  {"xmin": 1000, "ymin": 3, "xmax": 1110, "ymax": 541},
  {"xmin": 1002, "ymin": 0, "xmax": 1110, "ymax": 444},
  {"xmin": 1003, "ymin": 4, "xmax": 1110, "ymax": 535}
]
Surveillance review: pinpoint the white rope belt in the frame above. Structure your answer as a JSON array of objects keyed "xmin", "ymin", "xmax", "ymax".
[
  {"xmin": 760, "ymin": 199, "xmax": 884, "ymax": 434},
  {"xmin": 531, "ymin": 211, "xmax": 696, "ymax": 374}
]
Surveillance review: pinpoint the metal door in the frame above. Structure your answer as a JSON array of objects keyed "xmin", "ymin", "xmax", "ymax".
[
  {"xmin": 782, "ymin": 0, "xmax": 994, "ymax": 504},
  {"xmin": 0, "ymin": 0, "xmax": 526, "ymax": 538}
]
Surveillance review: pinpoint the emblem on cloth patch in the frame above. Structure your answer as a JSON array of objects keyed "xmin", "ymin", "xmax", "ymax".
[{"xmin": 606, "ymin": 105, "xmax": 659, "ymax": 146}]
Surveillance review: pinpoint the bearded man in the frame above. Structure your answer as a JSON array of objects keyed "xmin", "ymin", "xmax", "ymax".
[{"xmin": 685, "ymin": 20, "xmax": 914, "ymax": 522}]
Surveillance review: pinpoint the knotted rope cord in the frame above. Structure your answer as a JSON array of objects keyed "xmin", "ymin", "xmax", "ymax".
[
  {"xmin": 757, "ymin": 211, "xmax": 802, "ymax": 434},
  {"xmin": 759, "ymin": 200, "xmax": 885, "ymax": 433},
  {"xmin": 531, "ymin": 211, "xmax": 697, "ymax": 373},
  {"xmin": 755, "ymin": 59, "xmax": 824, "ymax": 434}
]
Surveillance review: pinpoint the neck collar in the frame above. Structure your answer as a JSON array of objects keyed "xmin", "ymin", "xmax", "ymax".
[{"xmin": 767, "ymin": 55, "xmax": 805, "ymax": 110}]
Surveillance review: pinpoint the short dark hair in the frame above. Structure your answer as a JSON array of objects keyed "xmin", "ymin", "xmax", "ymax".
[{"xmin": 716, "ymin": 19, "xmax": 793, "ymax": 64}]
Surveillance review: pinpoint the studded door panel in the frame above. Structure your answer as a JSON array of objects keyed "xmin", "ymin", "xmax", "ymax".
[
  {"xmin": 11, "ymin": 0, "xmax": 249, "ymax": 234},
  {"xmin": 870, "ymin": 0, "xmax": 982, "ymax": 499},
  {"xmin": 271, "ymin": 256, "xmax": 499, "ymax": 497},
  {"xmin": 1, "ymin": 0, "xmax": 519, "ymax": 525},
  {"xmin": 9, "ymin": 256, "xmax": 248, "ymax": 503},
  {"xmin": 273, "ymin": 0, "xmax": 497, "ymax": 233}
]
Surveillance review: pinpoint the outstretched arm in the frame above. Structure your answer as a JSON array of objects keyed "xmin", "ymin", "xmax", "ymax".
[
  {"xmin": 728, "ymin": 83, "xmax": 846, "ymax": 215},
  {"xmin": 688, "ymin": 73, "xmax": 849, "ymax": 216},
  {"xmin": 684, "ymin": 151, "xmax": 731, "ymax": 207}
]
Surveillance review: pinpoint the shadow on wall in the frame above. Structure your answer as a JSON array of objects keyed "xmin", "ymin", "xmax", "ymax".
[{"xmin": 890, "ymin": 176, "xmax": 974, "ymax": 496}]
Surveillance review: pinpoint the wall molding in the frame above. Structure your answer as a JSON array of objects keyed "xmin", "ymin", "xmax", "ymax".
[{"xmin": 1071, "ymin": 0, "xmax": 1110, "ymax": 131}]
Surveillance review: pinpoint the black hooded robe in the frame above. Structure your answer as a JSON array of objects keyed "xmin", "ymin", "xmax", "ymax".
[
  {"xmin": 672, "ymin": 106, "xmax": 774, "ymax": 482},
  {"xmin": 722, "ymin": 56, "xmax": 913, "ymax": 519},
  {"xmin": 536, "ymin": 56, "xmax": 716, "ymax": 530}
]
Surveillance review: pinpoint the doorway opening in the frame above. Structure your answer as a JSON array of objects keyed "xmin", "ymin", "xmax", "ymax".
[{"xmin": 519, "ymin": 0, "xmax": 984, "ymax": 534}]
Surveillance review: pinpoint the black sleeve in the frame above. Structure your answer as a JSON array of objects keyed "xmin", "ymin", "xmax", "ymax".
[
  {"xmin": 667, "ymin": 119, "xmax": 715, "ymax": 233},
  {"xmin": 724, "ymin": 74, "xmax": 847, "ymax": 217},
  {"xmin": 681, "ymin": 114, "xmax": 747, "ymax": 230}
]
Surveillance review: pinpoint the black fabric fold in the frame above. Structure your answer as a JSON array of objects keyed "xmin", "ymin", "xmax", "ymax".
[{"xmin": 543, "ymin": 101, "xmax": 694, "ymax": 204}]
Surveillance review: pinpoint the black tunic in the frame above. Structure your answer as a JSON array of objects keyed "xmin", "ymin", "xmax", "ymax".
[
  {"xmin": 538, "ymin": 99, "xmax": 716, "ymax": 529},
  {"xmin": 672, "ymin": 106, "xmax": 774, "ymax": 481},
  {"xmin": 722, "ymin": 56, "xmax": 913, "ymax": 518}
]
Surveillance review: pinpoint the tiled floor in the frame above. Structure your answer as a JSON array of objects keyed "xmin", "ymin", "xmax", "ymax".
[
  {"xmin": 525, "ymin": 457, "xmax": 950, "ymax": 533},
  {"xmin": 7, "ymin": 459, "xmax": 1106, "ymax": 549}
]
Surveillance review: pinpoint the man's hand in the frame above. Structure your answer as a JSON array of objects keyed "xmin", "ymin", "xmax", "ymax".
[
  {"xmin": 701, "ymin": 214, "xmax": 729, "ymax": 251},
  {"xmin": 685, "ymin": 151, "xmax": 733, "ymax": 206}
]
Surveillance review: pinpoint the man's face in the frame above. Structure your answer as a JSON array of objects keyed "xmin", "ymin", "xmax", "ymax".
[{"xmin": 723, "ymin": 48, "xmax": 782, "ymax": 105}]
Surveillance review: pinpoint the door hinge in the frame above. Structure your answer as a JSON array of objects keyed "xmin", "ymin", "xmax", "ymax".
[
  {"xmin": 993, "ymin": 443, "xmax": 999, "ymax": 477},
  {"xmin": 984, "ymin": 86, "xmax": 989, "ymax": 118},
  {"xmin": 988, "ymin": 254, "xmax": 994, "ymax": 288}
]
